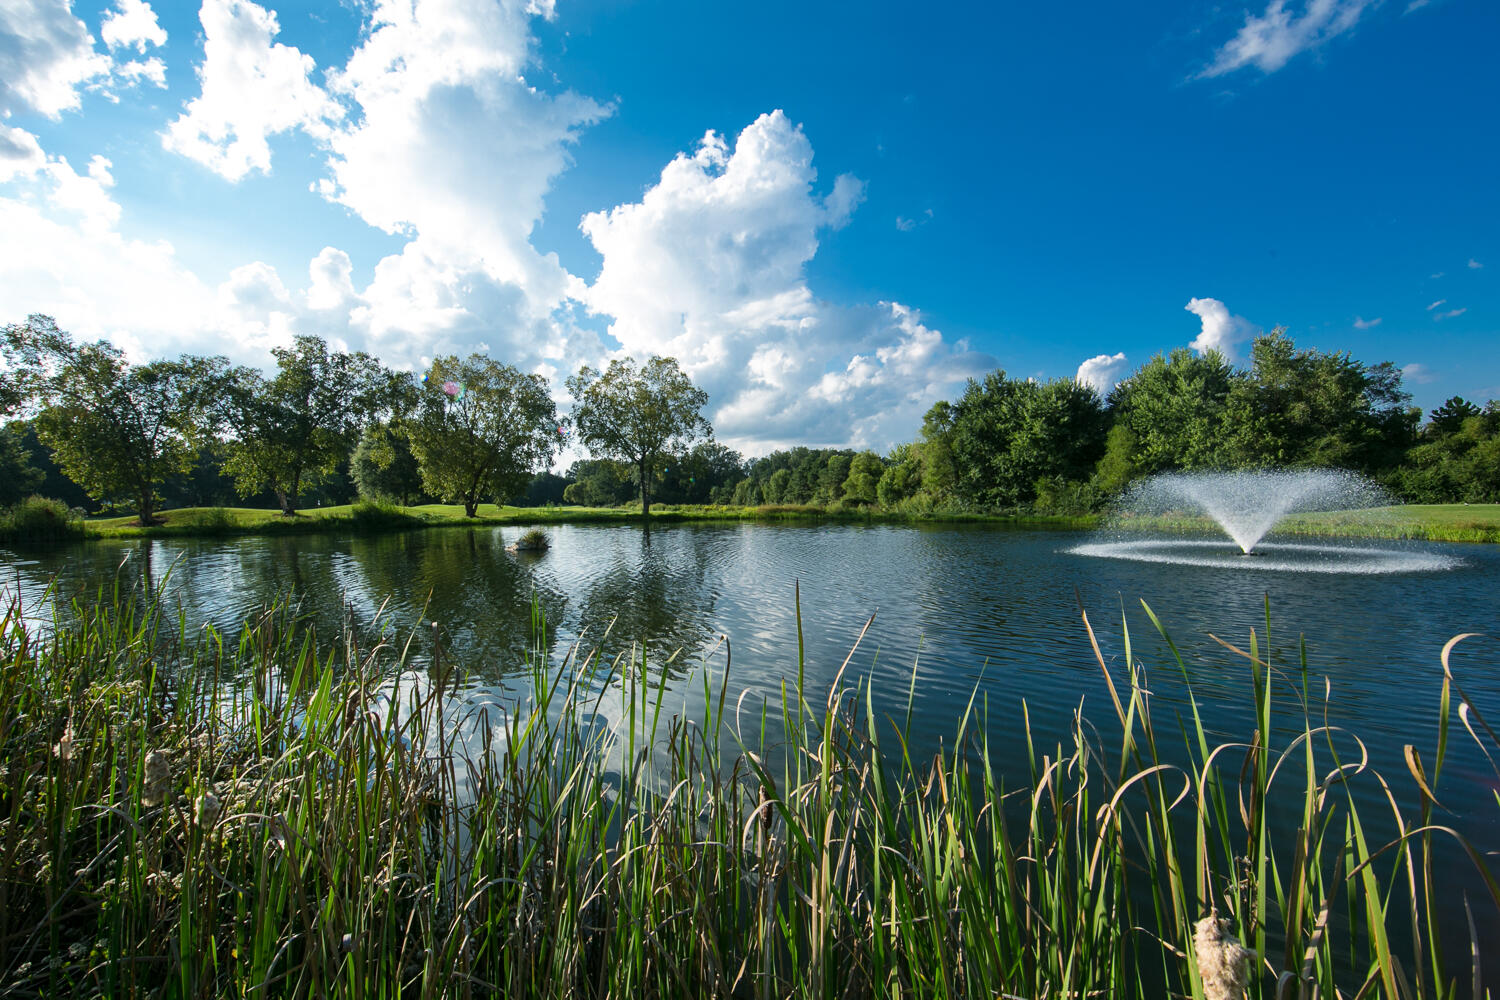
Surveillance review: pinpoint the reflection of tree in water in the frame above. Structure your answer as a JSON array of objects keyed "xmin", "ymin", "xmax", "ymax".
[
  {"xmin": 572, "ymin": 529, "xmax": 720, "ymax": 683},
  {"xmin": 345, "ymin": 528, "xmax": 568, "ymax": 678}
]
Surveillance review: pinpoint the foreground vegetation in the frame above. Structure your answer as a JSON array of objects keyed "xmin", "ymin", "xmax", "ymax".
[{"xmin": 2, "ymin": 583, "xmax": 1496, "ymax": 998}]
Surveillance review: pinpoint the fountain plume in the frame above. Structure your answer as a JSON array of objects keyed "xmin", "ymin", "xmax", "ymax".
[{"xmin": 1120, "ymin": 469, "xmax": 1391, "ymax": 554}]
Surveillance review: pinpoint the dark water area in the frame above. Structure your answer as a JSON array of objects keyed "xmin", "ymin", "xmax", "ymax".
[{"xmin": 5, "ymin": 522, "xmax": 1500, "ymax": 958}]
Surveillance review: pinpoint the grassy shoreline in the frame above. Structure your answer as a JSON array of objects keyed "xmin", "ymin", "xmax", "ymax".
[
  {"xmin": 12, "ymin": 500, "xmax": 1500, "ymax": 545},
  {"xmin": 2, "ymin": 585, "xmax": 1494, "ymax": 997}
]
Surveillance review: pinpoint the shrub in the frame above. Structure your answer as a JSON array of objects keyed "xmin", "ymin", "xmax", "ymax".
[{"xmin": 0, "ymin": 495, "xmax": 83, "ymax": 542}]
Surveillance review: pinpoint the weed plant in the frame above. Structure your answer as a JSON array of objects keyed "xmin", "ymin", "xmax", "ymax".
[{"xmin": 0, "ymin": 581, "xmax": 1495, "ymax": 998}]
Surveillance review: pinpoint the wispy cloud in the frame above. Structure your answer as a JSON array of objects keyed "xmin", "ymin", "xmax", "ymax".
[
  {"xmin": 1434, "ymin": 307, "xmax": 1467, "ymax": 321},
  {"xmin": 1427, "ymin": 299, "xmax": 1446, "ymax": 310},
  {"xmin": 1353, "ymin": 315, "xmax": 1381, "ymax": 329},
  {"xmin": 1401, "ymin": 362, "xmax": 1438, "ymax": 383},
  {"xmin": 1469, "ymin": 258, "xmax": 1484, "ymax": 269},
  {"xmin": 895, "ymin": 208, "xmax": 933, "ymax": 232},
  {"xmin": 1430, "ymin": 271, "xmax": 1445, "ymax": 279},
  {"xmin": 1198, "ymin": 0, "xmax": 1377, "ymax": 78},
  {"xmin": 1404, "ymin": 0, "xmax": 1433, "ymax": 12}
]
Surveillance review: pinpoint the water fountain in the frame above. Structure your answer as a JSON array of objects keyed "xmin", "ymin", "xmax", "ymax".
[{"xmin": 1071, "ymin": 469, "xmax": 1461, "ymax": 574}]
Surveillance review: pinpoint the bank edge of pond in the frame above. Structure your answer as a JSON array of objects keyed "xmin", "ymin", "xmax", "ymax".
[
  {"xmin": 9, "ymin": 501, "xmax": 1498, "ymax": 546},
  {"xmin": 3, "ymin": 584, "xmax": 1494, "ymax": 997},
  {"xmin": 65, "ymin": 502, "xmax": 1098, "ymax": 542}
]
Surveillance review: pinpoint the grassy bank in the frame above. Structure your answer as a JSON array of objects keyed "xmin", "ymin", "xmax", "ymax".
[
  {"xmin": 24, "ymin": 499, "xmax": 1494, "ymax": 546},
  {"xmin": 74, "ymin": 500, "xmax": 1096, "ymax": 541},
  {"xmin": 1114, "ymin": 504, "xmax": 1500, "ymax": 544},
  {"xmin": 2, "ymin": 584, "xmax": 1495, "ymax": 997}
]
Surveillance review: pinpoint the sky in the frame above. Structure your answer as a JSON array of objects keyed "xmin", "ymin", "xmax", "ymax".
[{"xmin": 1, "ymin": 0, "xmax": 1496, "ymax": 456}]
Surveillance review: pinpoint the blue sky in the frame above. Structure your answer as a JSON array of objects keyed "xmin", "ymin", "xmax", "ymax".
[{"xmin": 1, "ymin": 0, "xmax": 1495, "ymax": 454}]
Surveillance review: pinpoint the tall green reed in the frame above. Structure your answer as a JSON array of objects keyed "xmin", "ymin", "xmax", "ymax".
[{"xmin": 0, "ymin": 578, "xmax": 1494, "ymax": 998}]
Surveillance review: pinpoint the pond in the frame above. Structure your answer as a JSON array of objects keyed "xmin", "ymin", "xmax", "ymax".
[{"xmin": 4, "ymin": 521, "xmax": 1496, "ymax": 787}]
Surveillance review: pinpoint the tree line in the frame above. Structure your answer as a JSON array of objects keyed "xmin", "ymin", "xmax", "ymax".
[{"xmin": 2, "ymin": 313, "xmax": 1496, "ymax": 523}]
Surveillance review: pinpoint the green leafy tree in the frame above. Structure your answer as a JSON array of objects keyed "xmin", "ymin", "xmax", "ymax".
[
  {"xmin": 563, "ymin": 459, "xmax": 636, "ymax": 507},
  {"xmin": 1106, "ymin": 348, "xmax": 1236, "ymax": 474},
  {"xmin": 950, "ymin": 371, "xmax": 1109, "ymax": 509},
  {"xmin": 224, "ymin": 336, "xmax": 394, "ymax": 516},
  {"xmin": 408, "ymin": 354, "xmax": 559, "ymax": 518},
  {"xmin": 567, "ymin": 356, "xmax": 711, "ymax": 519},
  {"xmin": 1397, "ymin": 401, "xmax": 1500, "ymax": 502},
  {"xmin": 6, "ymin": 316, "xmax": 226, "ymax": 524},
  {"xmin": 841, "ymin": 451, "xmax": 884, "ymax": 505},
  {"xmin": 0, "ymin": 422, "xmax": 43, "ymax": 506},
  {"xmin": 1222, "ymin": 330, "xmax": 1416, "ymax": 472},
  {"xmin": 1426, "ymin": 396, "xmax": 1482, "ymax": 438},
  {"xmin": 351, "ymin": 422, "xmax": 424, "ymax": 505}
]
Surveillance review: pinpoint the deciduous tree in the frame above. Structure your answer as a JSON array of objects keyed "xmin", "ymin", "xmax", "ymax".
[
  {"xmin": 408, "ymin": 354, "xmax": 559, "ymax": 518},
  {"xmin": 5, "ymin": 316, "xmax": 225, "ymax": 524},
  {"xmin": 224, "ymin": 336, "xmax": 394, "ymax": 516},
  {"xmin": 567, "ymin": 356, "xmax": 711, "ymax": 519}
]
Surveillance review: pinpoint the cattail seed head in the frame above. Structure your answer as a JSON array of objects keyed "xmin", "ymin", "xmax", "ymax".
[
  {"xmin": 1194, "ymin": 911, "xmax": 1252, "ymax": 1000},
  {"xmin": 141, "ymin": 751, "xmax": 171, "ymax": 807},
  {"xmin": 195, "ymin": 790, "xmax": 222, "ymax": 829}
]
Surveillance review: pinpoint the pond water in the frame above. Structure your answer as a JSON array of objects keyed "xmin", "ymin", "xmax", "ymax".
[{"xmin": 4, "ymin": 522, "xmax": 1496, "ymax": 789}]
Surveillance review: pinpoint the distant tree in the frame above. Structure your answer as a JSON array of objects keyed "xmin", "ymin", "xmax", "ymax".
[
  {"xmin": 951, "ymin": 371, "xmax": 1109, "ymax": 509},
  {"xmin": 510, "ymin": 472, "xmax": 566, "ymax": 506},
  {"xmin": 1106, "ymin": 348, "xmax": 1236, "ymax": 474},
  {"xmin": 224, "ymin": 336, "xmax": 394, "ymax": 516},
  {"xmin": 1396, "ymin": 401, "xmax": 1500, "ymax": 503},
  {"xmin": 0, "ymin": 422, "xmax": 43, "ymax": 506},
  {"xmin": 562, "ymin": 459, "xmax": 635, "ymax": 507},
  {"xmin": 1427, "ymin": 396, "xmax": 1482, "ymax": 438},
  {"xmin": 6, "ymin": 316, "xmax": 226, "ymax": 524},
  {"xmin": 1222, "ymin": 331, "xmax": 1416, "ymax": 472},
  {"xmin": 841, "ymin": 451, "xmax": 884, "ymax": 505},
  {"xmin": 408, "ymin": 354, "xmax": 559, "ymax": 518},
  {"xmin": 567, "ymin": 356, "xmax": 711, "ymax": 519},
  {"xmin": 1091, "ymin": 424, "xmax": 1139, "ymax": 498},
  {"xmin": 351, "ymin": 422, "xmax": 424, "ymax": 505}
]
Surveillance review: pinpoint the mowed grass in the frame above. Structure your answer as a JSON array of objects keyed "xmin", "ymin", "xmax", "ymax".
[
  {"xmin": 79, "ymin": 501, "xmax": 1097, "ymax": 540},
  {"xmin": 1113, "ymin": 503, "xmax": 1500, "ymax": 544}
]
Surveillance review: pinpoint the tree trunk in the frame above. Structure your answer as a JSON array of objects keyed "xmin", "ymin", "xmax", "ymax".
[
  {"xmin": 464, "ymin": 497, "xmax": 478, "ymax": 518},
  {"xmin": 639, "ymin": 457, "xmax": 651, "ymax": 521},
  {"xmin": 276, "ymin": 488, "xmax": 295, "ymax": 517},
  {"xmin": 138, "ymin": 490, "xmax": 158, "ymax": 527}
]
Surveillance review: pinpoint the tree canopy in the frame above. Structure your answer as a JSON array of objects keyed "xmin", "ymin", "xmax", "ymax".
[
  {"xmin": 408, "ymin": 354, "xmax": 559, "ymax": 518},
  {"xmin": 223, "ymin": 336, "xmax": 395, "ymax": 516},
  {"xmin": 567, "ymin": 356, "xmax": 711, "ymax": 518},
  {"xmin": 4, "ymin": 316, "xmax": 224, "ymax": 524}
]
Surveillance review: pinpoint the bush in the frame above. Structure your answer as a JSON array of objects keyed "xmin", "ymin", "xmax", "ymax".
[{"xmin": 0, "ymin": 495, "xmax": 83, "ymax": 542}]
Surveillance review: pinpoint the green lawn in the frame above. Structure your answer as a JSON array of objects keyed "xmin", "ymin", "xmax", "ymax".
[{"xmin": 74, "ymin": 501, "xmax": 1500, "ymax": 543}]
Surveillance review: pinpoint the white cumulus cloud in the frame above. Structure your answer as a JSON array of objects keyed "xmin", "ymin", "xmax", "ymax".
[
  {"xmin": 101, "ymin": 0, "xmax": 166, "ymax": 53},
  {"xmin": 1075, "ymin": 352, "xmax": 1129, "ymax": 394},
  {"xmin": 1401, "ymin": 362, "xmax": 1438, "ymax": 383},
  {"xmin": 1184, "ymin": 297, "xmax": 1259, "ymax": 361},
  {"xmin": 164, "ymin": 0, "xmax": 342, "ymax": 181},
  {"xmin": 1199, "ymin": 0, "xmax": 1377, "ymax": 77},
  {"xmin": 1353, "ymin": 315, "xmax": 1381, "ymax": 329},
  {"xmin": 0, "ymin": 0, "xmax": 111, "ymax": 117},
  {"xmin": 582, "ymin": 111, "xmax": 991, "ymax": 452}
]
